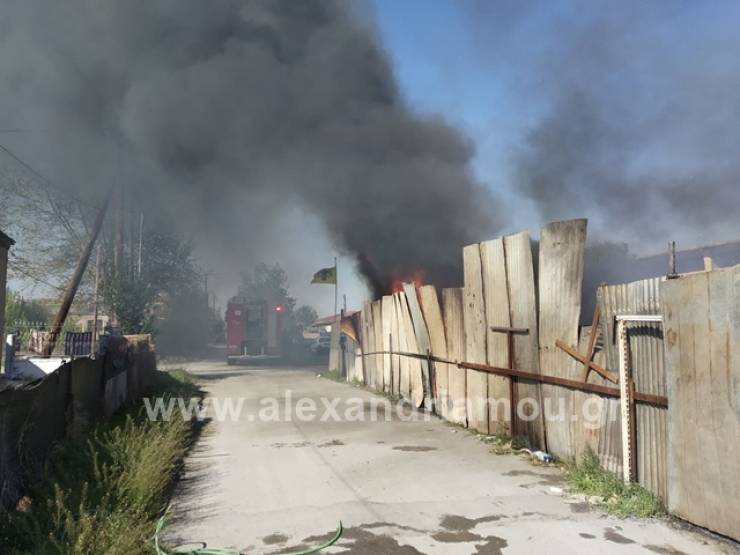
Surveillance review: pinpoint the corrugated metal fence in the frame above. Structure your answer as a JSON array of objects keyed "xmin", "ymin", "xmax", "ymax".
[{"xmin": 599, "ymin": 278, "xmax": 667, "ymax": 498}]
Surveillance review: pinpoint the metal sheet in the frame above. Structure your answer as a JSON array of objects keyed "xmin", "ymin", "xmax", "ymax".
[{"xmin": 599, "ymin": 277, "xmax": 667, "ymax": 498}]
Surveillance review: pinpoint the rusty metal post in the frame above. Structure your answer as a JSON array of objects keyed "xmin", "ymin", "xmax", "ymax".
[
  {"xmin": 667, "ymin": 241, "xmax": 678, "ymax": 279},
  {"xmin": 490, "ymin": 325, "xmax": 529, "ymax": 437}
]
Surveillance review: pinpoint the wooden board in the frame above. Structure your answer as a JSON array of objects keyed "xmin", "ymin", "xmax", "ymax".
[
  {"xmin": 381, "ymin": 295, "xmax": 393, "ymax": 392},
  {"xmin": 359, "ymin": 304, "xmax": 367, "ymax": 384},
  {"xmin": 418, "ymin": 285, "xmax": 448, "ymax": 418},
  {"xmin": 403, "ymin": 282, "xmax": 433, "ymax": 408},
  {"xmin": 504, "ymin": 230, "xmax": 545, "ymax": 448},
  {"xmin": 328, "ymin": 313, "xmax": 341, "ymax": 374},
  {"xmin": 537, "ymin": 219, "xmax": 586, "ymax": 459},
  {"xmin": 372, "ymin": 301, "xmax": 384, "ymax": 392},
  {"xmin": 390, "ymin": 293, "xmax": 401, "ymax": 395},
  {"xmin": 363, "ymin": 302, "xmax": 375, "ymax": 387},
  {"xmin": 399, "ymin": 291, "xmax": 424, "ymax": 407},
  {"xmin": 396, "ymin": 293, "xmax": 411, "ymax": 400},
  {"xmin": 662, "ymin": 265, "xmax": 740, "ymax": 541},
  {"xmin": 480, "ymin": 238, "xmax": 512, "ymax": 435},
  {"xmin": 463, "ymin": 243, "xmax": 488, "ymax": 433},
  {"xmin": 443, "ymin": 287, "xmax": 467, "ymax": 426}
]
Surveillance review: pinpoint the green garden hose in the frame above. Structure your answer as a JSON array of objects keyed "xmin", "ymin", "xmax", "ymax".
[{"xmin": 154, "ymin": 505, "xmax": 343, "ymax": 555}]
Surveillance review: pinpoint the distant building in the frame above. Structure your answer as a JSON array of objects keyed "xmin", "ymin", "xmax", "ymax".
[
  {"xmin": 0, "ymin": 230, "xmax": 16, "ymax": 369},
  {"xmin": 76, "ymin": 313, "xmax": 110, "ymax": 333}
]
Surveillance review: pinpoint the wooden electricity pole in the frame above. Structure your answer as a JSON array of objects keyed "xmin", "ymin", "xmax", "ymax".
[
  {"xmin": 43, "ymin": 189, "xmax": 113, "ymax": 356},
  {"xmin": 90, "ymin": 245, "xmax": 101, "ymax": 356}
]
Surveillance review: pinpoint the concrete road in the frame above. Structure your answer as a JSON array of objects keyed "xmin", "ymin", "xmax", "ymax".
[{"xmin": 162, "ymin": 362, "xmax": 732, "ymax": 554}]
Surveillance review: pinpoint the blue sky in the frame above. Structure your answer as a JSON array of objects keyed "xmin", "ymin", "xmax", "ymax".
[{"xmin": 368, "ymin": 0, "xmax": 542, "ymax": 232}]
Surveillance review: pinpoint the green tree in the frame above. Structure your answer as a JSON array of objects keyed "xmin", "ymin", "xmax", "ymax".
[
  {"xmin": 238, "ymin": 263, "xmax": 296, "ymax": 311},
  {"xmin": 103, "ymin": 230, "xmax": 201, "ymax": 336},
  {"xmin": 4, "ymin": 290, "xmax": 50, "ymax": 324},
  {"xmin": 102, "ymin": 273, "xmax": 156, "ymax": 334}
]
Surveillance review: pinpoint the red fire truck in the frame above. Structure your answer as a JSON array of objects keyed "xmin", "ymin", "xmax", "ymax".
[{"xmin": 225, "ymin": 297, "xmax": 284, "ymax": 365}]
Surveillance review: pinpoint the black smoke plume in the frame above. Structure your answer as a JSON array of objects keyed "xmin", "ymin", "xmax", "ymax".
[{"xmin": 0, "ymin": 0, "xmax": 500, "ymax": 299}]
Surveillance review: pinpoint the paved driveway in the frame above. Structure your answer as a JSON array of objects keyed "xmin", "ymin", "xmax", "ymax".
[{"xmin": 162, "ymin": 362, "xmax": 731, "ymax": 554}]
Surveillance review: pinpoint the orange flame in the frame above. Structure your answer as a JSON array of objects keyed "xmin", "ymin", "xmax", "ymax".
[{"xmin": 389, "ymin": 270, "xmax": 425, "ymax": 294}]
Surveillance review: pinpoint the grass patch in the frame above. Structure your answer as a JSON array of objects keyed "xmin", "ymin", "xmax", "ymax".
[
  {"xmin": 565, "ymin": 450, "xmax": 665, "ymax": 518},
  {"xmin": 0, "ymin": 369, "xmax": 202, "ymax": 554},
  {"xmin": 484, "ymin": 433, "xmax": 530, "ymax": 455}
]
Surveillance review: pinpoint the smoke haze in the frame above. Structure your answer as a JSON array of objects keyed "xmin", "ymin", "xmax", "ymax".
[
  {"xmin": 0, "ymin": 0, "xmax": 499, "ymax": 302},
  {"xmin": 3, "ymin": 0, "xmax": 740, "ymax": 309},
  {"xmin": 464, "ymin": 0, "xmax": 740, "ymax": 250}
]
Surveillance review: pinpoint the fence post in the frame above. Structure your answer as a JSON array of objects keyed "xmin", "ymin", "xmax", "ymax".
[{"xmin": 4, "ymin": 334, "xmax": 15, "ymax": 377}]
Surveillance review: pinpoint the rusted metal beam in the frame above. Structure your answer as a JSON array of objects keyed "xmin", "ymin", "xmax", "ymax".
[
  {"xmin": 360, "ymin": 349, "xmax": 668, "ymax": 408},
  {"xmin": 581, "ymin": 304, "xmax": 601, "ymax": 382},
  {"xmin": 555, "ymin": 339, "xmax": 619, "ymax": 384},
  {"xmin": 489, "ymin": 325, "xmax": 529, "ymax": 437}
]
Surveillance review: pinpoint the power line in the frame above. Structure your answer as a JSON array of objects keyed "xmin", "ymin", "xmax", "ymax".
[
  {"xmin": 7, "ymin": 254, "xmax": 66, "ymax": 292},
  {"xmin": 0, "ymin": 141, "xmax": 139, "ymax": 217},
  {"xmin": 0, "ymin": 141, "xmax": 106, "ymax": 212}
]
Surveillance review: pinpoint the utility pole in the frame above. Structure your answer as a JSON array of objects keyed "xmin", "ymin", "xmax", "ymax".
[
  {"xmin": 334, "ymin": 256, "xmax": 338, "ymax": 316},
  {"xmin": 44, "ymin": 189, "xmax": 113, "ymax": 356},
  {"xmin": 91, "ymin": 245, "xmax": 101, "ymax": 356},
  {"xmin": 113, "ymin": 186, "xmax": 124, "ymax": 273},
  {"xmin": 137, "ymin": 211, "xmax": 144, "ymax": 279}
]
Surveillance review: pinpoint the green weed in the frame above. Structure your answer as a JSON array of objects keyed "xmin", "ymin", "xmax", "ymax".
[
  {"xmin": 565, "ymin": 450, "xmax": 665, "ymax": 518},
  {"xmin": 0, "ymin": 370, "xmax": 200, "ymax": 554}
]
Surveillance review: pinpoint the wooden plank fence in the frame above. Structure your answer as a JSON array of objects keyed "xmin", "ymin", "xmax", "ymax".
[
  {"xmin": 538, "ymin": 219, "xmax": 587, "ymax": 460},
  {"xmin": 339, "ymin": 218, "xmax": 738, "ymax": 542},
  {"xmin": 463, "ymin": 243, "xmax": 489, "ymax": 433},
  {"xmin": 662, "ymin": 264, "xmax": 740, "ymax": 541}
]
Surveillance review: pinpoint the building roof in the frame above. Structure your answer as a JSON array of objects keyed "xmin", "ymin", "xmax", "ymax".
[
  {"xmin": 0, "ymin": 229, "xmax": 15, "ymax": 250},
  {"xmin": 311, "ymin": 311, "xmax": 359, "ymax": 327}
]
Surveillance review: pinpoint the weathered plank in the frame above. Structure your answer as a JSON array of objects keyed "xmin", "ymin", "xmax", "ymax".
[
  {"xmin": 538, "ymin": 218, "xmax": 586, "ymax": 460},
  {"xmin": 399, "ymin": 291, "xmax": 424, "ymax": 407},
  {"xmin": 372, "ymin": 300, "xmax": 384, "ymax": 392},
  {"xmin": 480, "ymin": 238, "xmax": 512, "ymax": 435},
  {"xmin": 396, "ymin": 293, "xmax": 411, "ymax": 400},
  {"xmin": 403, "ymin": 282, "xmax": 433, "ymax": 408},
  {"xmin": 363, "ymin": 302, "xmax": 375, "ymax": 387},
  {"xmin": 443, "ymin": 287, "xmax": 467, "ymax": 426},
  {"xmin": 328, "ymin": 313, "xmax": 341, "ymax": 374},
  {"xmin": 390, "ymin": 293, "xmax": 401, "ymax": 395},
  {"xmin": 418, "ymin": 285, "xmax": 448, "ymax": 418},
  {"xmin": 381, "ymin": 295, "xmax": 393, "ymax": 392},
  {"xmin": 662, "ymin": 265, "xmax": 740, "ymax": 541},
  {"xmin": 504, "ymin": 230, "xmax": 545, "ymax": 448},
  {"xmin": 463, "ymin": 243, "xmax": 488, "ymax": 434}
]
